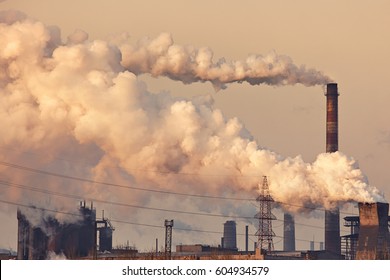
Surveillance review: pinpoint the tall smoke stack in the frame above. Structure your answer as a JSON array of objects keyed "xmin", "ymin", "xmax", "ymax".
[{"xmin": 324, "ymin": 83, "xmax": 341, "ymax": 255}]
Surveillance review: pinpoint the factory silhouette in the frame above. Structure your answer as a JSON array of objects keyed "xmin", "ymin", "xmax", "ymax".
[
  {"xmin": 13, "ymin": 200, "xmax": 390, "ymax": 260},
  {"xmin": 7, "ymin": 83, "xmax": 389, "ymax": 260}
]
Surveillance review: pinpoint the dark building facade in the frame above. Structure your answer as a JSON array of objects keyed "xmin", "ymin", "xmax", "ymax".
[{"xmin": 17, "ymin": 203, "xmax": 96, "ymax": 260}]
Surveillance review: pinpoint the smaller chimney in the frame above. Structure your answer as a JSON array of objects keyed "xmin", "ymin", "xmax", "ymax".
[
  {"xmin": 283, "ymin": 213, "xmax": 296, "ymax": 251},
  {"xmin": 223, "ymin": 221, "xmax": 237, "ymax": 250},
  {"xmin": 356, "ymin": 202, "xmax": 390, "ymax": 259},
  {"xmin": 245, "ymin": 225, "xmax": 249, "ymax": 253}
]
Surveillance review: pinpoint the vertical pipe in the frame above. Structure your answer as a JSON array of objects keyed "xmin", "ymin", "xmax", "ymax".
[
  {"xmin": 325, "ymin": 83, "xmax": 341, "ymax": 255},
  {"xmin": 94, "ymin": 221, "xmax": 97, "ymax": 259},
  {"xmin": 245, "ymin": 225, "xmax": 249, "ymax": 253}
]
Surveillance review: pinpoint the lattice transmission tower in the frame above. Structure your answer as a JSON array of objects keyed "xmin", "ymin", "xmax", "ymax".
[
  {"xmin": 164, "ymin": 219, "xmax": 174, "ymax": 259},
  {"xmin": 255, "ymin": 176, "xmax": 276, "ymax": 252}
]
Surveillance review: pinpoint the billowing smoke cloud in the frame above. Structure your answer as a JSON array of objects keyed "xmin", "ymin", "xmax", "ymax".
[
  {"xmin": 67, "ymin": 29, "xmax": 89, "ymax": 45},
  {"xmin": 0, "ymin": 9, "xmax": 27, "ymax": 24},
  {"xmin": 0, "ymin": 13, "xmax": 384, "ymax": 230},
  {"xmin": 118, "ymin": 33, "xmax": 332, "ymax": 90}
]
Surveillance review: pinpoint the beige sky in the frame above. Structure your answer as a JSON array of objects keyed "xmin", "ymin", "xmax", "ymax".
[{"xmin": 1, "ymin": 0, "xmax": 390, "ymax": 252}]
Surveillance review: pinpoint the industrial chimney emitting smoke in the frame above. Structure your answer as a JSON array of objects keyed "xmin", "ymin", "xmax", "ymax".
[{"xmin": 325, "ymin": 83, "xmax": 341, "ymax": 255}]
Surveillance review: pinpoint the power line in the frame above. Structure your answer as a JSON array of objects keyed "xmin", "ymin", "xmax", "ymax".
[
  {"xmin": 0, "ymin": 146, "xmax": 262, "ymax": 179},
  {"xmin": 0, "ymin": 179, "xmax": 254, "ymax": 220},
  {"xmin": 0, "ymin": 161, "xmax": 254, "ymax": 201},
  {"xmin": 0, "ymin": 199, "xmax": 250, "ymax": 236},
  {"xmin": 0, "ymin": 160, "xmax": 359, "ymax": 215},
  {"xmin": 0, "ymin": 178, "xmax": 351, "ymax": 232},
  {"xmin": 0, "ymin": 199, "xmax": 331, "ymax": 245}
]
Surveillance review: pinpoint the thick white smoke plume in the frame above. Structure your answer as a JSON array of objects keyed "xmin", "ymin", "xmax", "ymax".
[
  {"xmin": 0, "ymin": 12, "xmax": 384, "ymax": 230},
  {"xmin": 118, "ymin": 33, "xmax": 332, "ymax": 90}
]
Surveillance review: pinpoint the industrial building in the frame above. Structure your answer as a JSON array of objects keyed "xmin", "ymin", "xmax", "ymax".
[
  {"xmin": 342, "ymin": 202, "xmax": 390, "ymax": 259},
  {"xmin": 0, "ymin": 249, "xmax": 16, "ymax": 260},
  {"xmin": 96, "ymin": 211, "xmax": 115, "ymax": 253},
  {"xmin": 17, "ymin": 202, "xmax": 114, "ymax": 260}
]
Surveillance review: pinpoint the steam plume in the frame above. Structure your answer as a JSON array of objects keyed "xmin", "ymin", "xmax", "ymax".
[
  {"xmin": 0, "ymin": 13, "xmax": 384, "ymax": 231},
  {"xmin": 118, "ymin": 33, "xmax": 332, "ymax": 90}
]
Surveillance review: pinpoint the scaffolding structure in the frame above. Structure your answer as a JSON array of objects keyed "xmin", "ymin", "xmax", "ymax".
[
  {"xmin": 341, "ymin": 212, "xmax": 390, "ymax": 260},
  {"xmin": 164, "ymin": 219, "xmax": 174, "ymax": 260},
  {"xmin": 341, "ymin": 216, "xmax": 359, "ymax": 260},
  {"xmin": 255, "ymin": 176, "xmax": 276, "ymax": 253}
]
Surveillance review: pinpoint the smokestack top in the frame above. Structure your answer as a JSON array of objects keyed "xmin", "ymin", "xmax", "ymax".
[
  {"xmin": 326, "ymin": 83, "xmax": 339, "ymax": 96},
  {"xmin": 358, "ymin": 202, "xmax": 389, "ymax": 227}
]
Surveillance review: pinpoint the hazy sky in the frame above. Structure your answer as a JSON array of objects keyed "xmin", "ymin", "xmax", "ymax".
[{"xmin": 1, "ymin": 0, "xmax": 389, "ymax": 253}]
